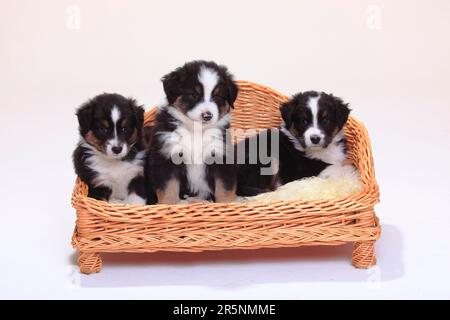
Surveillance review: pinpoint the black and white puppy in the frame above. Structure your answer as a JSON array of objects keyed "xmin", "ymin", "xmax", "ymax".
[
  {"xmin": 148, "ymin": 60, "xmax": 238, "ymax": 204},
  {"xmin": 73, "ymin": 93, "xmax": 149, "ymax": 205},
  {"xmin": 236, "ymin": 91, "xmax": 351, "ymax": 196}
]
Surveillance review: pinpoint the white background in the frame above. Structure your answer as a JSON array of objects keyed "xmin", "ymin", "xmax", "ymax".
[{"xmin": 1, "ymin": 0, "xmax": 449, "ymax": 299}]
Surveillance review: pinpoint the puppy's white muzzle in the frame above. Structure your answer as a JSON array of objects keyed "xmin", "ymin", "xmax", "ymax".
[
  {"xmin": 187, "ymin": 102, "xmax": 219, "ymax": 124},
  {"xmin": 304, "ymin": 127, "xmax": 326, "ymax": 148},
  {"xmin": 106, "ymin": 141, "xmax": 128, "ymax": 159}
]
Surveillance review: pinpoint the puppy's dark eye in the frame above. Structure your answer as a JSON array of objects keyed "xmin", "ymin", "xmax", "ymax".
[
  {"xmin": 213, "ymin": 94, "xmax": 226, "ymax": 101},
  {"xmin": 185, "ymin": 92, "xmax": 199, "ymax": 100},
  {"xmin": 97, "ymin": 127, "xmax": 108, "ymax": 135},
  {"xmin": 120, "ymin": 127, "xmax": 132, "ymax": 134}
]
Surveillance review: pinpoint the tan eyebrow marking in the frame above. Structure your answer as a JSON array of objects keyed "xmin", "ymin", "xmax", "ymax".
[
  {"xmin": 101, "ymin": 120, "xmax": 110, "ymax": 128},
  {"xmin": 85, "ymin": 130, "xmax": 105, "ymax": 152}
]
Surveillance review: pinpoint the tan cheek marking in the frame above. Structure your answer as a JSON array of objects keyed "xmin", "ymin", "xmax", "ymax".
[
  {"xmin": 172, "ymin": 96, "xmax": 189, "ymax": 115},
  {"xmin": 129, "ymin": 128, "xmax": 138, "ymax": 145},
  {"xmin": 156, "ymin": 178, "xmax": 180, "ymax": 204},
  {"xmin": 214, "ymin": 177, "xmax": 237, "ymax": 203},
  {"xmin": 213, "ymin": 87, "xmax": 231, "ymax": 117},
  {"xmin": 212, "ymin": 86, "xmax": 220, "ymax": 96},
  {"xmin": 331, "ymin": 127, "xmax": 340, "ymax": 138},
  {"xmin": 85, "ymin": 131, "xmax": 105, "ymax": 152},
  {"xmin": 289, "ymin": 126, "xmax": 299, "ymax": 138},
  {"xmin": 219, "ymin": 102, "xmax": 231, "ymax": 118}
]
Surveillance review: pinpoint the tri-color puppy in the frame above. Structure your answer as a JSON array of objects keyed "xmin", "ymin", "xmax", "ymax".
[
  {"xmin": 73, "ymin": 93, "xmax": 151, "ymax": 205},
  {"xmin": 236, "ymin": 91, "xmax": 351, "ymax": 196},
  {"xmin": 147, "ymin": 60, "xmax": 239, "ymax": 204}
]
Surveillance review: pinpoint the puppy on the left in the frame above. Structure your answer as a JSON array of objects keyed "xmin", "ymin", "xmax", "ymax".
[{"xmin": 73, "ymin": 93, "xmax": 149, "ymax": 205}]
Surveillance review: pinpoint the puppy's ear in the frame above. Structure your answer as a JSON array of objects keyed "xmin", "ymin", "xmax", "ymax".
[
  {"xmin": 76, "ymin": 100, "xmax": 94, "ymax": 135},
  {"xmin": 161, "ymin": 67, "xmax": 187, "ymax": 104},
  {"xmin": 217, "ymin": 65, "xmax": 239, "ymax": 108},
  {"xmin": 225, "ymin": 77, "xmax": 239, "ymax": 108},
  {"xmin": 332, "ymin": 95, "xmax": 351, "ymax": 129},
  {"xmin": 129, "ymin": 98, "xmax": 144, "ymax": 129},
  {"xmin": 142, "ymin": 125, "xmax": 154, "ymax": 149},
  {"xmin": 280, "ymin": 100, "xmax": 295, "ymax": 129}
]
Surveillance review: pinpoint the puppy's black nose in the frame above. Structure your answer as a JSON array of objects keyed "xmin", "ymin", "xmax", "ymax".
[
  {"xmin": 201, "ymin": 111, "xmax": 213, "ymax": 122},
  {"xmin": 112, "ymin": 146, "xmax": 123, "ymax": 154},
  {"xmin": 310, "ymin": 135, "xmax": 321, "ymax": 145}
]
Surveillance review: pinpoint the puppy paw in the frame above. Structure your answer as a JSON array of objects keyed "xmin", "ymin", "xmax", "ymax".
[
  {"xmin": 216, "ymin": 196, "xmax": 238, "ymax": 203},
  {"xmin": 109, "ymin": 198, "xmax": 125, "ymax": 204},
  {"xmin": 319, "ymin": 164, "xmax": 357, "ymax": 180},
  {"xmin": 125, "ymin": 193, "xmax": 147, "ymax": 206},
  {"xmin": 184, "ymin": 197, "xmax": 208, "ymax": 204}
]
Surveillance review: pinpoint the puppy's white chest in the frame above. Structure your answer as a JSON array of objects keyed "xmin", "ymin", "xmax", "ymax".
[
  {"xmin": 305, "ymin": 142, "xmax": 346, "ymax": 165},
  {"xmin": 87, "ymin": 153, "xmax": 144, "ymax": 200},
  {"xmin": 161, "ymin": 127, "xmax": 223, "ymax": 162},
  {"xmin": 160, "ymin": 127, "xmax": 224, "ymax": 198}
]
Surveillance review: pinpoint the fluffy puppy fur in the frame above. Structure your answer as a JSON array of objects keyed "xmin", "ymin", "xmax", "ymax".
[
  {"xmin": 73, "ymin": 93, "xmax": 152, "ymax": 205},
  {"xmin": 236, "ymin": 91, "xmax": 351, "ymax": 196},
  {"xmin": 147, "ymin": 60, "xmax": 239, "ymax": 204}
]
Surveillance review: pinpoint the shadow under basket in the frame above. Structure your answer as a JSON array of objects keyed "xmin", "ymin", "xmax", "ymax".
[{"xmin": 71, "ymin": 81, "xmax": 381, "ymax": 274}]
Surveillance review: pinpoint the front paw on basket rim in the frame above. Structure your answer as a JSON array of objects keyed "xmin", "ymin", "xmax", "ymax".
[{"xmin": 180, "ymin": 197, "xmax": 209, "ymax": 204}]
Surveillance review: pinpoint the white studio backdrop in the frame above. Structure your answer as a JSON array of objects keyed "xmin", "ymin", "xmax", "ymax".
[{"xmin": 0, "ymin": 0, "xmax": 449, "ymax": 299}]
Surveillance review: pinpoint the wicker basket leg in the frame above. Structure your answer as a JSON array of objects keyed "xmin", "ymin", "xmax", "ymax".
[
  {"xmin": 78, "ymin": 251, "xmax": 102, "ymax": 274},
  {"xmin": 352, "ymin": 240, "xmax": 376, "ymax": 268},
  {"xmin": 352, "ymin": 207, "xmax": 378, "ymax": 269}
]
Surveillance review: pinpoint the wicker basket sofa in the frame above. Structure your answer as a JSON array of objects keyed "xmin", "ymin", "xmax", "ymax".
[{"xmin": 71, "ymin": 81, "xmax": 381, "ymax": 274}]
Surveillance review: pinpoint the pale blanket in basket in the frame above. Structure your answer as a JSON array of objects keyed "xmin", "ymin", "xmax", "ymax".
[{"xmin": 239, "ymin": 165, "xmax": 362, "ymax": 202}]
